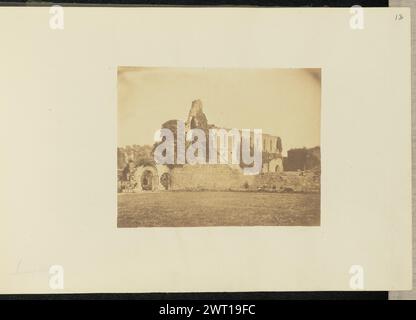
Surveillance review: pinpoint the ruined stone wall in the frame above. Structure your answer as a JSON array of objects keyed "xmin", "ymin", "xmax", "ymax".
[
  {"xmin": 251, "ymin": 170, "xmax": 320, "ymax": 193},
  {"xmin": 283, "ymin": 147, "xmax": 320, "ymax": 171},
  {"xmin": 170, "ymin": 164, "xmax": 254, "ymax": 191},
  {"xmin": 262, "ymin": 134, "xmax": 282, "ymax": 153},
  {"xmin": 170, "ymin": 164, "xmax": 319, "ymax": 193}
]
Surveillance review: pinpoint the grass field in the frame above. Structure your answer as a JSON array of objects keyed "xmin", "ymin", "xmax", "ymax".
[{"xmin": 117, "ymin": 191, "xmax": 320, "ymax": 227}]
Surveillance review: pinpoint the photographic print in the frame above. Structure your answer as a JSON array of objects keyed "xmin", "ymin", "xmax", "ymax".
[{"xmin": 117, "ymin": 67, "xmax": 321, "ymax": 227}]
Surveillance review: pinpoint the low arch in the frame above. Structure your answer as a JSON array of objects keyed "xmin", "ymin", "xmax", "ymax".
[
  {"xmin": 269, "ymin": 158, "xmax": 283, "ymax": 173},
  {"xmin": 134, "ymin": 165, "xmax": 159, "ymax": 191},
  {"xmin": 160, "ymin": 172, "xmax": 171, "ymax": 190}
]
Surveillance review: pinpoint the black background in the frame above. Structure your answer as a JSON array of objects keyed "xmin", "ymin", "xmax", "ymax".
[{"xmin": 0, "ymin": 0, "xmax": 389, "ymax": 6}]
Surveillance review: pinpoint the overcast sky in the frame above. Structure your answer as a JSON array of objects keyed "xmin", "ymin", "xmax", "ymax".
[{"xmin": 118, "ymin": 67, "xmax": 320, "ymax": 155}]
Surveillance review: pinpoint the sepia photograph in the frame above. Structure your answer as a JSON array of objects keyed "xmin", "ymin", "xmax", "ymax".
[{"xmin": 117, "ymin": 67, "xmax": 321, "ymax": 227}]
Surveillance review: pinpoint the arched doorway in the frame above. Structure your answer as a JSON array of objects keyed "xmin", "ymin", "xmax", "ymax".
[
  {"xmin": 160, "ymin": 172, "xmax": 170, "ymax": 190},
  {"xmin": 141, "ymin": 170, "xmax": 154, "ymax": 191},
  {"xmin": 134, "ymin": 164, "xmax": 166, "ymax": 192},
  {"xmin": 269, "ymin": 158, "xmax": 283, "ymax": 173}
]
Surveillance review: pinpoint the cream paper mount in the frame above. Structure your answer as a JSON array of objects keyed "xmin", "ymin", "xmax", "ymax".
[{"xmin": 0, "ymin": 7, "xmax": 412, "ymax": 293}]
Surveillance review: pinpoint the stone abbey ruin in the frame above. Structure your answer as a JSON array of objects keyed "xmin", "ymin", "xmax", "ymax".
[{"xmin": 118, "ymin": 100, "xmax": 320, "ymax": 193}]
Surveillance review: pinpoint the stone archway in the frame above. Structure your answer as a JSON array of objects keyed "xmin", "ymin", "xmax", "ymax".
[
  {"xmin": 269, "ymin": 158, "xmax": 283, "ymax": 173},
  {"xmin": 134, "ymin": 165, "xmax": 159, "ymax": 192},
  {"xmin": 160, "ymin": 172, "xmax": 170, "ymax": 190},
  {"xmin": 141, "ymin": 170, "xmax": 154, "ymax": 190}
]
